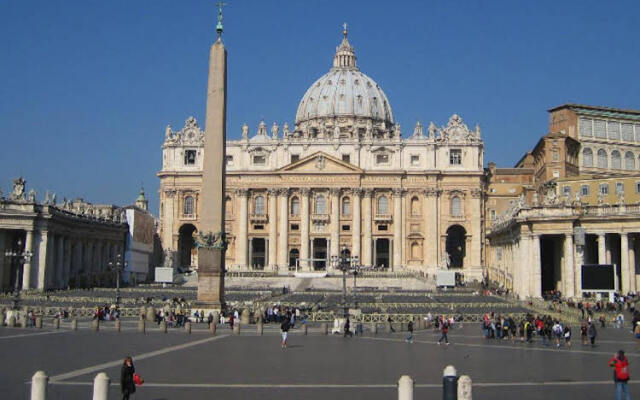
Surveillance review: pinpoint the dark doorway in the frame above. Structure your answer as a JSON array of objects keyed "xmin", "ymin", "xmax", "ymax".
[
  {"xmin": 375, "ymin": 238, "xmax": 390, "ymax": 269},
  {"xmin": 313, "ymin": 238, "xmax": 327, "ymax": 270},
  {"xmin": 289, "ymin": 249, "xmax": 299, "ymax": 271},
  {"xmin": 251, "ymin": 238, "xmax": 266, "ymax": 269},
  {"xmin": 541, "ymin": 235, "xmax": 563, "ymax": 294},
  {"xmin": 445, "ymin": 225, "xmax": 466, "ymax": 268},
  {"xmin": 584, "ymin": 234, "xmax": 599, "ymax": 265},
  {"xmin": 178, "ymin": 224, "xmax": 197, "ymax": 270}
]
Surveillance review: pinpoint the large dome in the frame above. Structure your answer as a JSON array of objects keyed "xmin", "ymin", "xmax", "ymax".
[{"xmin": 294, "ymin": 28, "xmax": 394, "ymax": 127}]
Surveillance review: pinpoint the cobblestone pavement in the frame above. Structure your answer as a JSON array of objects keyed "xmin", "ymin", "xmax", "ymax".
[{"xmin": 1, "ymin": 321, "xmax": 639, "ymax": 400}]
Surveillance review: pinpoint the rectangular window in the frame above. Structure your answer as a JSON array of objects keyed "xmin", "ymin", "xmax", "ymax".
[
  {"xmin": 615, "ymin": 182, "xmax": 624, "ymax": 194},
  {"xmin": 342, "ymin": 154, "xmax": 350, "ymax": 163},
  {"xmin": 580, "ymin": 185, "xmax": 589, "ymax": 196},
  {"xmin": 622, "ymin": 123, "xmax": 634, "ymax": 141},
  {"xmin": 410, "ymin": 155, "xmax": 420, "ymax": 166},
  {"xmin": 184, "ymin": 149, "xmax": 197, "ymax": 165},
  {"xmin": 341, "ymin": 224, "xmax": 350, "ymax": 231},
  {"xmin": 636, "ymin": 182, "xmax": 640, "ymax": 194},
  {"xmin": 378, "ymin": 224, "xmax": 388, "ymax": 231},
  {"xmin": 636, "ymin": 125, "xmax": 640, "ymax": 142},
  {"xmin": 252, "ymin": 155, "xmax": 266, "ymax": 165},
  {"xmin": 608, "ymin": 121, "xmax": 620, "ymax": 140},
  {"xmin": 594, "ymin": 120, "xmax": 606, "ymax": 138},
  {"xmin": 562, "ymin": 186, "xmax": 571, "ymax": 197},
  {"xmin": 490, "ymin": 209, "xmax": 496, "ymax": 220},
  {"xmin": 599, "ymin": 183, "xmax": 609, "ymax": 195},
  {"xmin": 450, "ymin": 149, "xmax": 462, "ymax": 165},
  {"xmin": 290, "ymin": 224, "xmax": 299, "ymax": 231},
  {"xmin": 225, "ymin": 155, "xmax": 233, "ymax": 166},
  {"xmin": 376, "ymin": 154, "xmax": 389, "ymax": 164},
  {"xmin": 579, "ymin": 118, "xmax": 593, "ymax": 137},
  {"xmin": 253, "ymin": 224, "xmax": 264, "ymax": 230},
  {"xmin": 291, "ymin": 154, "xmax": 300, "ymax": 163}
]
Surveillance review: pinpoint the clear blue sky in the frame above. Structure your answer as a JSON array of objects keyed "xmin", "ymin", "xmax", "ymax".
[{"xmin": 1, "ymin": 0, "xmax": 639, "ymax": 215}]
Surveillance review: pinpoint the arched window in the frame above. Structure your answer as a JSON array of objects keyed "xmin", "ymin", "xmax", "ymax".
[
  {"xmin": 582, "ymin": 148, "xmax": 593, "ymax": 167},
  {"xmin": 611, "ymin": 150, "xmax": 621, "ymax": 169},
  {"xmin": 597, "ymin": 149, "xmax": 608, "ymax": 169},
  {"xmin": 451, "ymin": 196, "xmax": 462, "ymax": 217},
  {"xmin": 290, "ymin": 196, "xmax": 300, "ymax": 216},
  {"xmin": 254, "ymin": 195, "xmax": 265, "ymax": 215},
  {"xmin": 411, "ymin": 196, "xmax": 420, "ymax": 216},
  {"xmin": 314, "ymin": 195, "xmax": 326, "ymax": 214},
  {"xmin": 183, "ymin": 196, "xmax": 194, "ymax": 215},
  {"xmin": 377, "ymin": 195, "xmax": 389, "ymax": 214},
  {"xmin": 625, "ymin": 152, "xmax": 635, "ymax": 170},
  {"xmin": 341, "ymin": 197, "xmax": 351, "ymax": 216}
]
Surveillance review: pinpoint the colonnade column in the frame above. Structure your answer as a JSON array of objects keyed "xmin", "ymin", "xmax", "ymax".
[
  {"xmin": 22, "ymin": 230, "xmax": 34, "ymax": 289},
  {"xmin": 574, "ymin": 240, "xmax": 584, "ymax": 298},
  {"xmin": 362, "ymin": 189, "xmax": 373, "ymax": 267},
  {"xmin": 330, "ymin": 188, "xmax": 340, "ymax": 262},
  {"xmin": 300, "ymin": 188, "xmax": 310, "ymax": 270},
  {"xmin": 37, "ymin": 231, "xmax": 49, "ymax": 290},
  {"xmin": 531, "ymin": 234, "xmax": 541, "ymax": 298},
  {"xmin": 236, "ymin": 189, "xmax": 249, "ymax": 269},
  {"xmin": 277, "ymin": 188, "xmax": 289, "ymax": 269},
  {"xmin": 597, "ymin": 233, "xmax": 606, "ymax": 264},
  {"xmin": 517, "ymin": 234, "xmax": 530, "ymax": 298},
  {"xmin": 56, "ymin": 236, "xmax": 64, "ymax": 288},
  {"xmin": 563, "ymin": 234, "xmax": 575, "ymax": 298},
  {"xmin": 392, "ymin": 188, "xmax": 403, "ymax": 271},
  {"xmin": 351, "ymin": 189, "xmax": 361, "ymax": 262},
  {"xmin": 267, "ymin": 189, "xmax": 278, "ymax": 270},
  {"xmin": 63, "ymin": 238, "xmax": 72, "ymax": 289},
  {"xmin": 629, "ymin": 236, "xmax": 637, "ymax": 293},
  {"xmin": 620, "ymin": 233, "xmax": 630, "ymax": 294}
]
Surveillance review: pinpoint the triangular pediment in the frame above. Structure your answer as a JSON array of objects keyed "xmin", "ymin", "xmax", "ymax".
[{"xmin": 279, "ymin": 152, "xmax": 362, "ymax": 173}]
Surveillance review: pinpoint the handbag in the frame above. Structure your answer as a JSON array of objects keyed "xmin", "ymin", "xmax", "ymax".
[{"xmin": 133, "ymin": 373, "xmax": 144, "ymax": 386}]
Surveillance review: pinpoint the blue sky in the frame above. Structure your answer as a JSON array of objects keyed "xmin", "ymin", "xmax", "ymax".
[{"xmin": 1, "ymin": 0, "xmax": 639, "ymax": 215}]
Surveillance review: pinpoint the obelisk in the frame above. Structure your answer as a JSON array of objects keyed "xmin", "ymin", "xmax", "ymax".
[{"xmin": 196, "ymin": 2, "xmax": 227, "ymax": 310}]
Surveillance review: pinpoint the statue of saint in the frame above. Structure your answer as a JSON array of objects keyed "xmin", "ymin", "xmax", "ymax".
[
  {"xmin": 27, "ymin": 189, "xmax": 36, "ymax": 203},
  {"xmin": 428, "ymin": 122, "xmax": 436, "ymax": 138},
  {"xmin": 10, "ymin": 177, "xmax": 26, "ymax": 200},
  {"xmin": 271, "ymin": 122, "xmax": 279, "ymax": 139},
  {"xmin": 241, "ymin": 123, "xmax": 249, "ymax": 140},
  {"xmin": 282, "ymin": 122, "xmax": 290, "ymax": 137},
  {"xmin": 440, "ymin": 251, "xmax": 451, "ymax": 270},
  {"xmin": 165, "ymin": 125, "xmax": 172, "ymax": 140}
]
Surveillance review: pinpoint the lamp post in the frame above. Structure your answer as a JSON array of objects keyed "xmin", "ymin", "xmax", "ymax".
[
  {"xmin": 330, "ymin": 246, "xmax": 360, "ymax": 319},
  {"xmin": 108, "ymin": 254, "xmax": 126, "ymax": 307},
  {"xmin": 4, "ymin": 238, "xmax": 33, "ymax": 310}
]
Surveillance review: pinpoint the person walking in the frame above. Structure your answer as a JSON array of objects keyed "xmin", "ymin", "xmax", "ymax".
[
  {"xmin": 344, "ymin": 318, "xmax": 353, "ymax": 338},
  {"xmin": 280, "ymin": 318, "xmax": 290, "ymax": 349},
  {"xmin": 120, "ymin": 356, "xmax": 136, "ymax": 400},
  {"xmin": 405, "ymin": 321, "xmax": 414, "ymax": 343},
  {"xmin": 588, "ymin": 321, "xmax": 597, "ymax": 347},
  {"xmin": 609, "ymin": 350, "xmax": 631, "ymax": 400},
  {"xmin": 437, "ymin": 320, "xmax": 450, "ymax": 345}
]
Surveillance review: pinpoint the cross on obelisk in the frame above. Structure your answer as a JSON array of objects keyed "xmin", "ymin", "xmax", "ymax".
[{"xmin": 195, "ymin": 2, "xmax": 227, "ymax": 310}]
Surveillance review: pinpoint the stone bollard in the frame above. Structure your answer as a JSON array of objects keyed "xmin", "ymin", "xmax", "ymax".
[
  {"xmin": 53, "ymin": 318, "xmax": 60, "ymax": 330},
  {"xmin": 257, "ymin": 322, "xmax": 263, "ymax": 335},
  {"xmin": 209, "ymin": 322, "xmax": 216, "ymax": 336},
  {"xmin": 371, "ymin": 323, "xmax": 377, "ymax": 335},
  {"xmin": 160, "ymin": 320, "xmax": 167, "ymax": 333},
  {"xmin": 115, "ymin": 319, "xmax": 121, "ymax": 332},
  {"xmin": 30, "ymin": 370, "xmax": 48, "ymax": 400},
  {"xmin": 91, "ymin": 319, "xmax": 99, "ymax": 332},
  {"xmin": 35, "ymin": 317, "xmax": 42, "ymax": 329},
  {"xmin": 241, "ymin": 309, "xmax": 250, "ymax": 325},
  {"xmin": 386, "ymin": 322, "xmax": 392, "ymax": 334},
  {"xmin": 213, "ymin": 311, "xmax": 220, "ymax": 325},
  {"xmin": 443, "ymin": 365, "xmax": 458, "ymax": 400},
  {"xmin": 138, "ymin": 319, "xmax": 145, "ymax": 333},
  {"xmin": 71, "ymin": 317, "xmax": 78, "ymax": 331},
  {"xmin": 8, "ymin": 316, "xmax": 16, "ymax": 328},
  {"xmin": 397, "ymin": 375, "xmax": 413, "ymax": 400},
  {"xmin": 92, "ymin": 372, "xmax": 110, "ymax": 400},
  {"xmin": 303, "ymin": 324, "xmax": 308, "ymax": 335},
  {"xmin": 145, "ymin": 307, "xmax": 156, "ymax": 323},
  {"xmin": 321, "ymin": 322, "xmax": 328, "ymax": 335},
  {"xmin": 458, "ymin": 375, "xmax": 472, "ymax": 400},
  {"xmin": 185, "ymin": 321, "xmax": 191, "ymax": 334},
  {"xmin": 233, "ymin": 323, "xmax": 240, "ymax": 335}
]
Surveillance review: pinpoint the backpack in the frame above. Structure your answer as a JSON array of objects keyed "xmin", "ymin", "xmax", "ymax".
[{"xmin": 615, "ymin": 361, "xmax": 630, "ymax": 381}]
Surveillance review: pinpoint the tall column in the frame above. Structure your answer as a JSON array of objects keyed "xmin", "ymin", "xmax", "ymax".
[
  {"xmin": 236, "ymin": 189, "xmax": 248, "ymax": 268},
  {"xmin": 63, "ymin": 238, "xmax": 71, "ymax": 288},
  {"xmin": 362, "ymin": 189, "xmax": 373, "ymax": 267},
  {"xmin": 36, "ymin": 231, "xmax": 49, "ymax": 290},
  {"xmin": 531, "ymin": 234, "xmax": 541, "ymax": 298},
  {"xmin": 392, "ymin": 188, "xmax": 403, "ymax": 271},
  {"xmin": 620, "ymin": 233, "xmax": 630, "ymax": 294},
  {"xmin": 629, "ymin": 236, "xmax": 637, "ymax": 293},
  {"xmin": 563, "ymin": 233, "xmax": 575, "ymax": 298},
  {"xmin": 277, "ymin": 188, "xmax": 289, "ymax": 269},
  {"xmin": 330, "ymin": 188, "xmax": 340, "ymax": 260},
  {"xmin": 423, "ymin": 188, "xmax": 439, "ymax": 268},
  {"xmin": 300, "ymin": 188, "xmax": 310, "ymax": 269},
  {"xmin": 56, "ymin": 236, "xmax": 64, "ymax": 289},
  {"xmin": 517, "ymin": 234, "xmax": 530, "ymax": 298},
  {"xmin": 574, "ymin": 241, "xmax": 584, "ymax": 298},
  {"xmin": 22, "ymin": 230, "xmax": 34, "ymax": 289},
  {"xmin": 267, "ymin": 189, "xmax": 278, "ymax": 270},
  {"xmin": 597, "ymin": 233, "xmax": 606, "ymax": 264},
  {"xmin": 351, "ymin": 189, "xmax": 361, "ymax": 262}
]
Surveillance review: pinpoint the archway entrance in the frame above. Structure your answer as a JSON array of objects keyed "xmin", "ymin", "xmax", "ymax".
[
  {"xmin": 312, "ymin": 238, "xmax": 327, "ymax": 270},
  {"xmin": 375, "ymin": 238, "xmax": 390, "ymax": 269},
  {"xmin": 251, "ymin": 238, "xmax": 266, "ymax": 269},
  {"xmin": 540, "ymin": 235, "xmax": 563, "ymax": 294},
  {"xmin": 446, "ymin": 225, "xmax": 466, "ymax": 268},
  {"xmin": 178, "ymin": 224, "xmax": 197, "ymax": 271}
]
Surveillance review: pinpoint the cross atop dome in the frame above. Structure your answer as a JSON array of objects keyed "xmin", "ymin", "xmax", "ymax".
[{"xmin": 343, "ymin": 22, "xmax": 348, "ymax": 38}]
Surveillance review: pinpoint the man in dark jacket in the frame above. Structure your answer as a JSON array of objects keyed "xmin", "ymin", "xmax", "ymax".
[
  {"xmin": 609, "ymin": 350, "xmax": 631, "ymax": 400},
  {"xmin": 120, "ymin": 356, "xmax": 136, "ymax": 400}
]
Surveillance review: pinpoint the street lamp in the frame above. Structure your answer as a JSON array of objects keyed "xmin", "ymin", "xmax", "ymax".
[
  {"xmin": 4, "ymin": 239, "xmax": 33, "ymax": 310},
  {"xmin": 108, "ymin": 254, "xmax": 127, "ymax": 307},
  {"xmin": 330, "ymin": 246, "xmax": 360, "ymax": 319}
]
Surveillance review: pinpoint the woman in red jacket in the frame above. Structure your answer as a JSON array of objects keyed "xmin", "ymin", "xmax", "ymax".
[{"xmin": 609, "ymin": 350, "xmax": 630, "ymax": 400}]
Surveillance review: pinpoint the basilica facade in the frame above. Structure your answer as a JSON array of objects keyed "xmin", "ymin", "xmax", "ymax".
[{"xmin": 158, "ymin": 28, "xmax": 485, "ymax": 281}]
